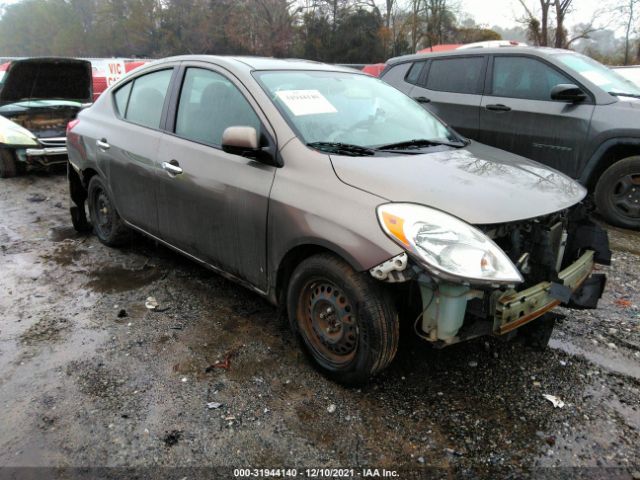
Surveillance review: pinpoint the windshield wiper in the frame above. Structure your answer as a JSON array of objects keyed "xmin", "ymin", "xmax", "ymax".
[
  {"xmin": 608, "ymin": 91, "xmax": 640, "ymax": 99},
  {"xmin": 307, "ymin": 142, "xmax": 375, "ymax": 156},
  {"xmin": 376, "ymin": 138, "xmax": 468, "ymax": 151}
]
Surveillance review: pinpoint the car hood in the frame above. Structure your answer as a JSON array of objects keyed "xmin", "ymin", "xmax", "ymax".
[
  {"xmin": 329, "ymin": 141, "xmax": 586, "ymax": 225},
  {"xmin": 0, "ymin": 58, "xmax": 92, "ymax": 104}
]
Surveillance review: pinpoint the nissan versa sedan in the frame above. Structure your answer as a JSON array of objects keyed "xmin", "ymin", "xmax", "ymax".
[{"xmin": 66, "ymin": 56, "xmax": 610, "ymax": 384}]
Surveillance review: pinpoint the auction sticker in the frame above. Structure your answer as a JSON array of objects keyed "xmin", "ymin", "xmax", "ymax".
[{"xmin": 276, "ymin": 90, "xmax": 337, "ymax": 116}]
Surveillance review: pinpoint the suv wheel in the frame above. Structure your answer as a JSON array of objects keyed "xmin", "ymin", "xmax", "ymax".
[
  {"xmin": 0, "ymin": 150, "xmax": 18, "ymax": 178},
  {"xmin": 594, "ymin": 156, "xmax": 640, "ymax": 229},
  {"xmin": 87, "ymin": 176, "xmax": 130, "ymax": 246},
  {"xmin": 287, "ymin": 253, "xmax": 399, "ymax": 385}
]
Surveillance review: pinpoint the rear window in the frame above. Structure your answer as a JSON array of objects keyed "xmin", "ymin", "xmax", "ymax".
[
  {"xmin": 123, "ymin": 69, "xmax": 172, "ymax": 129},
  {"xmin": 425, "ymin": 57, "xmax": 484, "ymax": 94},
  {"xmin": 113, "ymin": 82, "xmax": 132, "ymax": 116}
]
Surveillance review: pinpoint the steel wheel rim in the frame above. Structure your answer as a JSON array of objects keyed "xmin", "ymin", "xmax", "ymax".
[
  {"xmin": 298, "ymin": 279, "xmax": 358, "ymax": 368},
  {"xmin": 93, "ymin": 187, "xmax": 114, "ymax": 238},
  {"xmin": 611, "ymin": 173, "xmax": 640, "ymax": 219}
]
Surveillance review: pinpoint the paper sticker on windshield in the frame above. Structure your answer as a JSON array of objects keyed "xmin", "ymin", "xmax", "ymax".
[{"xmin": 276, "ymin": 90, "xmax": 337, "ymax": 116}]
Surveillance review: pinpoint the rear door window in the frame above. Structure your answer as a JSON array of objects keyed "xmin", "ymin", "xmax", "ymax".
[
  {"xmin": 175, "ymin": 67, "xmax": 260, "ymax": 146},
  {"xmin": 491, "ymin": 56, "xmax": 572, "ymax": 101},
  {"xmin": 124, "ymin": 69, "xmax": 173, "ymax": 129},
  {"xmin": 424, "ymin": 57, "xmax": 484, "ymax": 94}
]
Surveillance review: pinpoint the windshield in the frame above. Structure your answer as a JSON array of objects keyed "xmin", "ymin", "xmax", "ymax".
[
  {"xmin": 554, "ymin": 52, "xmax": 640, "ymax": 97},
  {"xmin": 254, "ymin": 70, "xmax": 458, "ymax": 148}
]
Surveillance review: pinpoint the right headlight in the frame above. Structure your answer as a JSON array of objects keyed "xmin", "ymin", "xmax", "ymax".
[{"xmin": 377, "ymin": 203, "xmax": 523, "ymax": 285}]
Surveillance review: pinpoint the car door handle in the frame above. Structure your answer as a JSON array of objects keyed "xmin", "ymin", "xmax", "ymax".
[
  {"xmin": 96, "ymin": 139, "xmax": 110, "ymax": 150},
  {"xmin": 485, "ymin": 104, "xmax": 511, "ymax": 112},
  {"xmin": 162, "ymin": 160, "xmax": 183, "ymax": 176},
  {"xmin": 413, "ymin": 96, "xmax": 431, "ymax": 103}
]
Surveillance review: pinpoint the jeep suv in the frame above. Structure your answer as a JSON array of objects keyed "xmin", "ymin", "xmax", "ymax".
[{"xmin": 381, "ymin": 47, "xmax": 640, "ymax": 229}]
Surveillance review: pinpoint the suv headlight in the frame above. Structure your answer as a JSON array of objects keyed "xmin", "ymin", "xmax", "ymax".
[{"xmin": 377, "ymin": 203, "xmax": 523, "ymax": 285}]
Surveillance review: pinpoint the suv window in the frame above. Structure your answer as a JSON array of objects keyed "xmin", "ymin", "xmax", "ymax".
[
  {"xmin": 492, "ymin": 56, "xmax": 572, "ymax": 101},
  {"xmin": 175, "ymin": 68, "xmax": 260, "ymax": 146},
  {"xmin": 125, "ymin": 69, "xmax": 173, "ymax": 128},
  {"xmin": 424, "ymin": 57, "xmax": 484, "ymax": 94},
  {"xmin": 405, "ymin": 61, "xmax": 426, "ymax": 85}
]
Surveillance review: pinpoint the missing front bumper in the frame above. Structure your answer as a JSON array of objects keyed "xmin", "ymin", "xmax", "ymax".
[{"xmin": 495, "ymin": 250, "xmax": 598, "ymax": 334}]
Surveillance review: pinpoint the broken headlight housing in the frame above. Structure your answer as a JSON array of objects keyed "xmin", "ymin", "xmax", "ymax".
[{"xmin": 377, "ymin": 203, "xmax": 523, "ymax": 285}]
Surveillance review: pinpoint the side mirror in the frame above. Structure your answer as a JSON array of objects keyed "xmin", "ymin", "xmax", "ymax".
[
  {"xmin": 550, "ymin": 84, "xmax": 587, "ymax": 103},
  {"xmin": 221, "ymin": 126, "xmax": 259, "ymax": 154},
  {"xmin": 221, "ymin": 126, "xmax": 281, "ymax": 167}
]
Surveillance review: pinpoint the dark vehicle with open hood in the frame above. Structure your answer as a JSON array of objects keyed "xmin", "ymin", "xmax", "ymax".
[
  {"xmin": 0, "ymin": 57, "xmax": 92, "ymax": 177},
  {"xmin": 66, "ymin": 56, "xmax": 610, "ymax": 384}
]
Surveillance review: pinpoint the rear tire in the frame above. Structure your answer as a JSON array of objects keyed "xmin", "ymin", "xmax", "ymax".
[
  {"xmin": 287, "ymin": 253, "xmax": 399, "ymax": 385},
  {"xmin": 87, "ymin": 176, "xmax": 130, "ymax": 246},
  {"xmin": 0, "ymin": 150, "xmax": 18, "ymax": 178},
  {"xmin": 594, "ymin": 157, "xmax": 640, "ymax": 229}
]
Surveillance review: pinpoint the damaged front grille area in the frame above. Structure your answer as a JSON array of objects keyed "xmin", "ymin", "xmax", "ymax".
[{"xmin": 480, "ymin": 210, "xmax": 569, "ymax": 288}]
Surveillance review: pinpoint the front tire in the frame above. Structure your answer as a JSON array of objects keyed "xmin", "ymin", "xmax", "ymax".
[
  {"xmin": 518, "ymin": 313, "xmax": 556, "ymax": 350},
  {"xmin": 287, "ymin": 253, "xmax": 399, "ymax": 385},
  {"xmin": 87, "ymin": 176, "xmax": 130, "ymax": 246},
  {"xmin": 0, "ymin": 150, "xmax": 18, "ymax": 178},
  {"xmin": 594, "ymin": 157, "xmax": 640, "ymax": 229}
]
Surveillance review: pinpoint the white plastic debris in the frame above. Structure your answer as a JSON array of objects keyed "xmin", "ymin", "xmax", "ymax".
[
  {"xmin": 543, "ymin": 394, "xmax": 565, "ymax": 408},
  {"xmin": 207, "ymin": 402, "xmax": 223, "ymax": 410},
  {"xmin": 468, "ymin": 360, "xmax": 478, "ymax": 368},
  {"xmin": 327, "ymin": 404, "xmax": 336, "ymax": 413},
  {"xmin": 181, "ymin": 377, "xmax": 188, "ymax": 383},
  {"xmin": 145, "ymin": 296, "xmax": 158, "ymax": 310},
  {"xmin": 559, "ymin": 360, "xmax": 567, "ymax": 366}
]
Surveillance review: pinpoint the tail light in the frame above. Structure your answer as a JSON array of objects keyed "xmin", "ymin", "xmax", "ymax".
[{"xmin": 66, "ymin": 119, "xmax": 80, "ymax": 135}]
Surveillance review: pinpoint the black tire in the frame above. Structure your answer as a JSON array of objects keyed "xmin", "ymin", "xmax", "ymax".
[
  {"xmin": 0, "ymin": 149, "xmax": 17, "ymax": 178},
  {"xmin": 518, "ymin": 313, "xmax": 556, "ymax": 351},
  {"xmin": 87, "ymin": 176, "xmax": 130, "ymax": 246},
  {"xmin": 287, "ymin": 253, "xmax": 399, "ymax": 385},
  {"xmin": 594, "ymin": 156, "xmax": 640, "ymax": 229}
]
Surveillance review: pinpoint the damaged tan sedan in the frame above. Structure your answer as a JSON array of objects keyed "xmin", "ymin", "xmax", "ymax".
[
  {"xmin": 0, "ymin": 57, "xmax": 92, "ymax": 177},
  {"xmin": 66, "ymin": 56, "xmax": 610, "ymax": 384}
]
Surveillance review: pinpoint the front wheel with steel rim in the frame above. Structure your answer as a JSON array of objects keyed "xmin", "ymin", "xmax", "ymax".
[
  {"xmin": 595, "ymin": 156, "xmax": 640, "ymax": 230},
  {"xmin": 287, "ymin": 253, "xmax": 399, "ymax": 385},
  {"xmin": 87, "ymin": 176, "xmax": 130, "ymax": 246}
]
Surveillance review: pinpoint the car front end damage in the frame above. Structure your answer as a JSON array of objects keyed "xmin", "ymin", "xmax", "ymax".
[
  {"xmin": 370, "ymin": 205, "xmax": 610, "ymax": 345},
  {"xmin": 0, "ymin": 58, "xmax": 92, "ymax": 176}
]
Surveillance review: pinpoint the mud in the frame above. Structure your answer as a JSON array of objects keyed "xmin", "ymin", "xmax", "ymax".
[{"xmin": 0, "ymin": 173, "xmax": 639, "ymax": 477}]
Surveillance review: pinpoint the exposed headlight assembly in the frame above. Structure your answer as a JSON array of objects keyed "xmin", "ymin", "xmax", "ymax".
[{"xmin": 377, "ymin": 203, "xmax": 523, "ymax": 285}]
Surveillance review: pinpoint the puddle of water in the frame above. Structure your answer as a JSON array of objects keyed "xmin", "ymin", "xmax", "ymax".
[
  {"xmin": 550, "ymin": 338, "xmax": 640, "ymax": 380},
  {"xmin": 85, "ymin": 266, "xmax": 164, "ymax": 294}
]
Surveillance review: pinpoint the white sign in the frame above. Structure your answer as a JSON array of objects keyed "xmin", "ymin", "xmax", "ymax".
[
  {"xmin": 92, "ymin": 59, "xmax": 127, "ymax": 86},
  {"xmin": 275, "ymin": 89, "xmax": 337, "ymax": 116}
]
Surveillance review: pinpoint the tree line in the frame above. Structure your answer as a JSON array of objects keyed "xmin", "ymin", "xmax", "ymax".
[{"xmin": 0, "ymin": 0, "xmax": 501, "ymax": 63}]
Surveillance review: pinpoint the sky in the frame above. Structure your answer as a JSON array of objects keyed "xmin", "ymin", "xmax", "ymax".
[{"xmin": 460, "ymin": 0, "xmax": 618, "ymax": 31}]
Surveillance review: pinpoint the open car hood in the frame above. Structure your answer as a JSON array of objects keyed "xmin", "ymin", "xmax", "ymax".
[
  {"xmin": 330, "ymin": 141, "xmax": 587, "ymax": 225},
  {"xmin": 0, "ymin": 58, "xmax": 92, "ymax": 104}
]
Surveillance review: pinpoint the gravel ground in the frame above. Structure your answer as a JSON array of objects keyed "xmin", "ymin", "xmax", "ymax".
[{"xmin": 0, "ymin": 172, "xmax": 639, "ymax": 479}]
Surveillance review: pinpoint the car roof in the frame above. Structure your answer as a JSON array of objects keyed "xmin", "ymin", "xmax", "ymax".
[
  {"xmin": 145, "ymin": 55, "xmax": 361, "ymax": 74},
  {"xmin": 386, "ymin": 47, "xmax": 569, "ymax": 66}
]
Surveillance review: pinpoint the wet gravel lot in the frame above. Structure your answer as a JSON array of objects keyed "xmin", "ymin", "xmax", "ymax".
[{"xmin": 0, "ymin": 173, "xmax": 639, "ymax": 478}]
